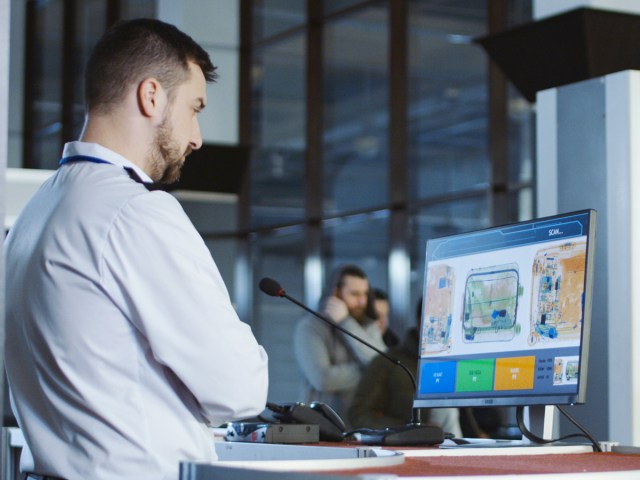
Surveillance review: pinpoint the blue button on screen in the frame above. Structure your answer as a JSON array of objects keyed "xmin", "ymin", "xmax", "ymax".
[{"xmin": 419, "ymin": 361, "xmax": 457, "ymax": 394}]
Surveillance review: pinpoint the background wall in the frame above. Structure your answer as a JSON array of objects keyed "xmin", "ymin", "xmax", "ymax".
[{"xmin": 537, "ymin": 71, "xmax": 640, "ymax": 445}]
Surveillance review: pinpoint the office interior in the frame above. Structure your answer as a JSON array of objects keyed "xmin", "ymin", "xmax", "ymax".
[{"xmin": 1, "ymin": 0, "xmax": 639, "ymax": 456}]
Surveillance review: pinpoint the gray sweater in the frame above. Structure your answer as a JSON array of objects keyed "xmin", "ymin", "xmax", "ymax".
[{"xmin": 293, "ymin": 314, "xmax": 387, "ymax": 426}]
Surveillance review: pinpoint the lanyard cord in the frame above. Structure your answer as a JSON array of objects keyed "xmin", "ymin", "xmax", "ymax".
[{"xmin": 59, "ymin": 155, "xmax": 164, "ymax": 191}]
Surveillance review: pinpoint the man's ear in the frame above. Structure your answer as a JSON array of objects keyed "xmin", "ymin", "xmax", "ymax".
[{"xmin": 137, "ymin": 77, "xmax": 166, "ymax": 118}]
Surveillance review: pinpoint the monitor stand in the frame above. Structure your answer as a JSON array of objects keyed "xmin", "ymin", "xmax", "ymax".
[
  {"xmin": 441, "ymin": 405, "xmax": 558, "ymax": 449},
  {"xmin": 523, "ymin": 404, "xmax": 557, "ymax": 443}
]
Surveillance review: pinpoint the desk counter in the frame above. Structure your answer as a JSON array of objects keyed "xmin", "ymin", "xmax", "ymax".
[{"xmin": 179, "ymin": 441, "xmax": 640, "ymax": 479}]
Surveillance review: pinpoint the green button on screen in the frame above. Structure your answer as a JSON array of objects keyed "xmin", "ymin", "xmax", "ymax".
[{"xmin": 456, "ymin": 359, "xmax": 495, "ymax": 392}]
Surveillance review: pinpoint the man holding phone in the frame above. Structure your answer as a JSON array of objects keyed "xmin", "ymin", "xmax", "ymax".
[{"xmin": 293, "ymin": 265, "xmax": 387, "ymax": 425}]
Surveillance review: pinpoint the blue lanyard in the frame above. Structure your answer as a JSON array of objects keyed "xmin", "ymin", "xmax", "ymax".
[
  {"xmin": 58, "ymin": 154, "xmax": 163, "ymax": 191},
  {"xmin": 59, "ymin": 155, "xmax": 112, "ymax": 166}
]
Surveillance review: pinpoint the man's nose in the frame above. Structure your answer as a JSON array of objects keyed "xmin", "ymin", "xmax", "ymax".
[{"xmin": 190, "ymin": 120, "xmax": 203, "ymax": 150}]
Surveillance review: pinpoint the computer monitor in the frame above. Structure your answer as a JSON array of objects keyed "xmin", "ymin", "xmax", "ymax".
[{"xmin": 413, "ymin": 210, "xmax": 596, "ymax": 416}]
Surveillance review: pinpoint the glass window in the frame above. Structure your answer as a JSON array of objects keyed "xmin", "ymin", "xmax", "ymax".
[
  {"xmin": 250, "ymin": 34, "xmax": 307, "ymax": 228},
  {"xmin": 324, "ymin": 0, "xmax": 368, "ymax": 15},
  {"xmin": 505, "ymin": 3, "xmax": 534, "ymax": 215},
  {"xmin": 507, "ymin": 88, "xmax": 535, "ymax": 187},
  {"xmin": 242, "ymin": 0, "xmax": 535, "ymax": 414},
  {"xmin": 253, "ymin": 0, "xmax": 306, "ymax": 42},
  {"xmin": 407, "ymin": 0, "xmax": 489, "ymax": 201},
  {"xmin": 119, "ymin": 0, "xmax": 156, "ymax": 18},
  {"xmin": 322, "ymin": 210, "xmax": 390, "ymax": 293},
  {"xmin": 251, "ymin": 228, "xmax": 306, "ymax": 403},
  {"xmin": 73, "ymin": 2, "xmax": 110, "ymax": 142},
  {"xmin": 23, "ymin": 0, "xmax": 156, "ymax": 169},
  {"xmin": 500, "ymin": 187, "xmax": 534, "ymax": 223},
  {"xmin": 179, "ymin": 195, "xmax": 239, "ymax": 296},
  {"xmin": 323, "ymin": 5, "xmax": 389, "ymax": 216},
  {"xmin": 28, "ymin": 0, "xmax": 64, "ymax": 169}
]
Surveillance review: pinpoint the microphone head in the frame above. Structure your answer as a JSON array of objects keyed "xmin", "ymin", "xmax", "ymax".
[{"xmin": 259, "ymin": 277, "xmax": 285, "ymax": 297}]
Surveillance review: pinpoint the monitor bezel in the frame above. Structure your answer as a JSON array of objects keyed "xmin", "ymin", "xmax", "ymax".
[{"xmin": 412, "ymin": 209, "xmax": 597, "ymax": 409}]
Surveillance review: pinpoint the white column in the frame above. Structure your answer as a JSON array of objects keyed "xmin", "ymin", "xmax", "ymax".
[
  {"xmin": 534, "ymin": 0, "xmax": 640, "ymax": 447},
  {"xmin": 604, "ymin": 72, "xmax": 640, "ymax": 445},
  {"xmin": 537, "ymin": 71, "xmax": 640, "ymax": 445},
  {"xmin": 535, "ymin": 89, "xmax": 557, "ymax": 217}
]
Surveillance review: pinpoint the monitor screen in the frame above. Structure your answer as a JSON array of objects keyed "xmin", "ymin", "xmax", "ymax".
[{"xmin": 413, "ymin": 210, "xmax": 596, "ymax": 409}]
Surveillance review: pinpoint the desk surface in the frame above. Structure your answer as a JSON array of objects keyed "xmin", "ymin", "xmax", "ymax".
[
  {"xmin": 8, "ymin": 427, "xmax": 640, "ymax": 479},
  {"xmin": 327, "ymin": 451, "xmax": 640, "ymax": 478},
  {"xmin": 179, "ymin": 441, "xmax": 640, "ymax": 480}
]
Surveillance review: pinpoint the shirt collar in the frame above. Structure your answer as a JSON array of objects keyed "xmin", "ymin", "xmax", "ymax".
[{"xmin": 62, "ymin": 141, "xmax": 153, "ymax": 183}]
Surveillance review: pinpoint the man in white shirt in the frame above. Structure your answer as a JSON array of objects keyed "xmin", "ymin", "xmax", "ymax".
[{"xmin": 4, "ymin": 18, "xmax": 269, "ymax": 480}]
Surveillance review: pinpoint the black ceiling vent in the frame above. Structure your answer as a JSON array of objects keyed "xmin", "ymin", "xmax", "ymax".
[{"xmin": 476, "ymin": 7, "xmax": 640, "ymax": 102}]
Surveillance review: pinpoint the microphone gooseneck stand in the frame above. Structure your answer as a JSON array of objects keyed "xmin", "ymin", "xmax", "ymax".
[{"xmin": 259, "ymin": 277, "xmax": 445, "ymax": 446}]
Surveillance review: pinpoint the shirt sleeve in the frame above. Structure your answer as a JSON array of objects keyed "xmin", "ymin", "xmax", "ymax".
[{"xmin": 100, "ymin": 191, "xmax": 269, "ymax": 424}]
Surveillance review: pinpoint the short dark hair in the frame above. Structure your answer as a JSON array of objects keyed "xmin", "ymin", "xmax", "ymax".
[
  {"xmin": 85, "ymin": 18, "xmax": 217, "ymax": 114},
  {"xmin": 335, "ymin": 265, "xmax": 368, "ymax": 289},
  {"xmin": 372, "ymin": 288, "xmax": 388, "ymax": 301}
]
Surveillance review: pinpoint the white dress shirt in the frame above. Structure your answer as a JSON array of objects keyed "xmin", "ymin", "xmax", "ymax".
[{"xmin": 5, "ymin": 142, "xmax": 269, "ymax": 480}]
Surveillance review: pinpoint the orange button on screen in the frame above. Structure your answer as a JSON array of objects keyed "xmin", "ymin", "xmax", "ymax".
[{"xmin": 494, "ymin": 356, "xmax": 535, "ymax": 390}]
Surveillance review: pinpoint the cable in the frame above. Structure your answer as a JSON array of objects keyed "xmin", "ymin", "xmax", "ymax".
[
  {"xmin": 556, "ymin": 405, "xmax": 602, "ymax": 452},
  {"xmin": 516, "ymin": 405, "xmax": 602, "ymax": 452}
]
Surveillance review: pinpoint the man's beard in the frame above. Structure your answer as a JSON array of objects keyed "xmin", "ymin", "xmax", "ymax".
[
  {"xmin": 349, "ymin": 305, "xmax": 367, "ymax": 323},
  {"xmin": 146, "ymin": 115, "xmax": 190, "ymax": 184}
]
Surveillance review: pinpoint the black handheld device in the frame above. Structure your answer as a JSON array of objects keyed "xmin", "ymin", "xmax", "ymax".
[{"xmin": 262, "ymin": 402, "xmax": 346, "ymax": 442}]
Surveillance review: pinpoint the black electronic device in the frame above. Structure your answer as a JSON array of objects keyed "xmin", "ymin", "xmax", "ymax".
[
  {"xmin": 262, "ymin": 402, "xmax": 346, "ymax": 442},
  {"xmin": 259, "ymin": 278, "xmax": 445, "ymax": 446},
  {"xmin": 414, "ymin": 209, "xmax": 597, "ymax": 446},
  {"xmin": 225, "ymin": 421, "xmax": 320, "ymax": 444}
]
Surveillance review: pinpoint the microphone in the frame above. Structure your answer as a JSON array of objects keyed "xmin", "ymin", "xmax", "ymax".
[
  {"xmin": 258, "ymin": 277, "xmax": 445, "ymax": 446},
  {"xmin": 259, "ymin": 277, "xmax": 284, "ymax": 297}
]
